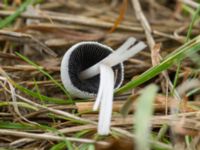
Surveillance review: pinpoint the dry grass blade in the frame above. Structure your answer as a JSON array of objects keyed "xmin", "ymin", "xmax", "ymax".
[{"xmin": 0, "ymin": 129, "xmax": 108, "ymax": 145}]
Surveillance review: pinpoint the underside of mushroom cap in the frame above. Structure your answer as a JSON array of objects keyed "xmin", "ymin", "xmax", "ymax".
[{"xmin": 61, "ymin": 42, "xmax": 124, "ymax": 98}]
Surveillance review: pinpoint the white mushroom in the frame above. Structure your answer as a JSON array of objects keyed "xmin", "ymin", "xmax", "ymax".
[{"xmin": 61, "ymin": 38, "xmax": 146, "ymax": 135}]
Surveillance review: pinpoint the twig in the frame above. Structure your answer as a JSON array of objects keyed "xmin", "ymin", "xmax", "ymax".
[
  {"xmin": 131, "ymin": 0, "xmax": 156, "ymax": 65},
  {"xmin": 11, "ymin": 124, "xmax": 97, "ymax": 146},
  {"xmin": 0, "ymin": 129, "xmax": 108, "ymax": 145},
  {"xmin": 1, "ymin": 65, "xmax": 59, "ymax": 72}
]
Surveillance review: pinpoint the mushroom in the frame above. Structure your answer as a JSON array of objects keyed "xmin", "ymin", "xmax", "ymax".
[
  {"xmin": 61, "ymin": 41, "xmax": 124, "ymax": 99},
  {"xmin": 61, "ymin": 38, "xmax": 146, "ymax": 135}
]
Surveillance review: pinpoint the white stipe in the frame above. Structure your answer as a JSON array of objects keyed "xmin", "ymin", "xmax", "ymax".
[
  {"xmin": 103, "ymin": 41, "xmax": 146, "ymax": 67},
  {"xmin": 80, "ymin": 39, "xmax": 146, "ymax": 80},
  {"xmin": 93, "ymin": 65, "xmax": 105, "ymax": 111},
  {"xmin": 96, "ymin": 64, "xmax": 114, "ymax": 135},
  {"xmin": 109, "ymin": 37, "xmax": 137, "ymax": 56},
  {"xmin": 99, "ymin": 37, "xmax": 137, "ymax": 66},
  {"xmin": 92, "ymin": 37, "xmax": 136, "ymax": 111}
]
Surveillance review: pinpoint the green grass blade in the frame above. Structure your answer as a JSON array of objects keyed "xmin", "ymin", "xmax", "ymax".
[
  {"xmin": 186, "ymin": 5, "xmax": 200, "ymax": 41},
  {"xmin": 50, "ymin": 125, "xmax": 91, "ymax": 149},
  {"xmin": 79, "ymin": 144, "xmax": 95, "ymax": 150},
  {"xmin": 186, "ymin": 87, "xmax": 200, "ymax": 97},
  {"xmin": 34, "ymin": 79, "xmax": 43, "ymax": 102},
  {"xmin": 88, "ymin": 144, "xmax": 95, "ymax": 150},
  {"xmin": 75, "ymin": 130, "xmax": 91, "ymax": 138},
  {"xmin": 0, "ymin": 0, "xmax": 33, "ymax": 29},
  {"xmin": 185, "ymin": 135, "xmax": 192, "ymax": 150},
  {"xmin": 172, "ymin": 5, "xmax": 200, "ymax": 97},
  {"xmin": 116, "ymin": 35, "xmax": 200, "ymax": 94},
  {"xmin": 0, "ymin": 121, "xmax": 33, "ymax": 130},
  {"xmin": 182, "ymin": 5, "xmax": 195, "ymax": 16},
  {"xmin": 120, "ymin": 95, "xmax": 135, "ymax": 117},
  {"xmin": 134, "ymin": 84, "xmax": 158, "ymax": 150},
  {"xmin": 50, "ymin": 142, "xmax": 66, "ymax": 150},
  {"xmin": 0, "ymin": 101, "xmax": 38, "ymax": 111},
  {"xmin": 186, "ymin": 4, "xmax": 200, "ymax": 66},
  {"xmin": 15, "ymin": 83, "xmax": 71, "ymax": 104},
  {"xmin": 156, "ymin": 124, "xmax": 169, "ymax": 141}
]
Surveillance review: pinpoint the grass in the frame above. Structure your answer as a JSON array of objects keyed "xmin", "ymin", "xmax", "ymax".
[
  {"xmin": 0, "ymin": 0, "xmax": 34, "ymax": 29},
  {"xmin": 134, "ymin": 84, "xmax": 158, "ymax": 150},
  {"xmin": 117, "ymin": 4, "xmax": 200, "ymax": 95},
  {"xmin": 0, "ymin": 120, "xmax": 78, "ymax": 150},
  {"xmin": 15, "ymin": 83, "xmax": 71, "ymax": 104},
  {"xmin": 0, "ymin": 1, "xmax": 199, "ymax": 150},
  {"xmin": 172, "ymin": 5, "xmax": 200, "ymax": 98},
  {"xmin": 0, "ymin": 101, "xmax": 38, "ymax": 110},
  {"xmin": 50, "ymin": 127, "xmax": 92, "ymax": 149},
  {"xmin": 156, "ymin": 124, "xmax": 169, "ymax": 141},
  {"xmin": 50, "ymin": 142, "xmax": 68, "ymax": 150},
  {"xmin": 0, "ymin": 121, "xmax": 35, "ymax": 130},
  {"xmin": 186, "ymin": 5, "xmax": 200, "ymax": 41}
]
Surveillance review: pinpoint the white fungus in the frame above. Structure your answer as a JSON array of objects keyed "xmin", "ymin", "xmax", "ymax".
[{"xmin": 61, "ymin": 37, "xmax": 146, "ymax": 135}]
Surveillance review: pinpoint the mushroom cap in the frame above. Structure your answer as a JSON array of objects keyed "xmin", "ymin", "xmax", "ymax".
[{"xmin": 61, "ymin": 42, "xmax": 124, "ymax": 99}]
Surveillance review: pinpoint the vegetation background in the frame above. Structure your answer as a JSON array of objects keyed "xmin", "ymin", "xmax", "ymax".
[{"xmin": 0, "ymin": 0, "xmax": 199, "ymax": 150}]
